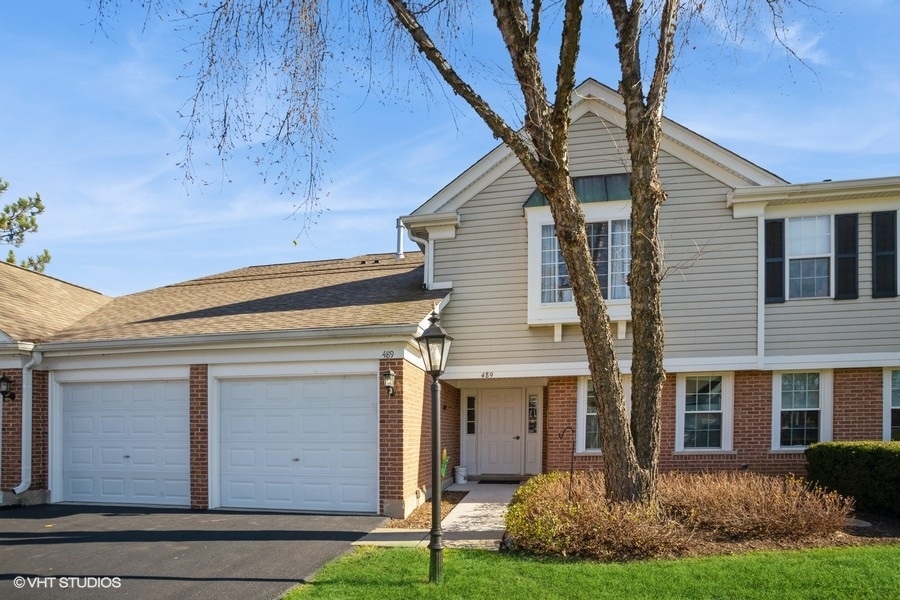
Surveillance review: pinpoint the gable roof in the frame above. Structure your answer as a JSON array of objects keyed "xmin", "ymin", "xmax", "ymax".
[
  {"xmin": 0, "ymin": 261, "xmax": 111, "ymax": 344},
  {"xmin": 50, "ymin": 252, "xmax": 446, "ymax": 344},
  {"xmin": 404, "ymin": 78, "xmax": 787, "ymax": 223}
]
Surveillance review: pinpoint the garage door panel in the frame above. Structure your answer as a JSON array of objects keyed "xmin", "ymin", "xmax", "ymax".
[
  {"xmin": 220, "ymin": 376, "xmax": 377, "ymax": 512},
  {"xmin": 62, "ymin": 381, "xmax": 189, "ymax": 506}
]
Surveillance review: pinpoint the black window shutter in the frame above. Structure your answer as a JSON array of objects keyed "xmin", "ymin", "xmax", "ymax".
[
  {"xmin": 765, "ymin": 219, "xmax": 785, "ymax": 303},
  {"xmin": 873, "ymin": 211, "xmax": 898, "ymax": 298},
  {"xmin": 834, "ymin": 213, "xmax": 858, "ymax": 299}
]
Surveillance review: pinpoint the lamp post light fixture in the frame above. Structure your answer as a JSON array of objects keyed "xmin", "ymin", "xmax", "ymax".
[
  {"xmin": 0, "ymin": 374, "xmax": 16, "ymax": 401},
  {"xmin": 415, "ymin": 309, "xmax": 453, "ymax": 584}
]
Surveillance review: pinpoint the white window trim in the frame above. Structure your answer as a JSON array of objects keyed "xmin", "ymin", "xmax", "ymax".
[
  {"xmin": 526, "ymin": 202, "xmax": 632, "ymax": 325},
  {"xmin": 675, "ymin": 372, "xmax": 734, "ymax": 453},
  {"xmin": 575, "ymin": 375, "xmax": 631, "ymax": 454},
  {"xmin": 771, "ymin": 370, "xmax": 833, "ymax": 451},
  {"xmin": 883, "ymin": 368, "xmax": 899, "ymax": 441},
  {"xmin": 785, "ymin": 214, "xmax": 834, "ymax": 300}
]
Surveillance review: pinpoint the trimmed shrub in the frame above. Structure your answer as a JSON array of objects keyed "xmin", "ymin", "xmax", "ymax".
[
  {"xmin": 806, "ymin": 441, "xmax": 900, "ymax": 516},
  {"xmin": 660, "ymin": 471, "xmax": 853, "ymax": 540}
]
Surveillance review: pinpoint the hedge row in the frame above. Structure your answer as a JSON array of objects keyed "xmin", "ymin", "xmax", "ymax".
[{"xmin": 806, "ymin": 441, "xmax": 900, "ymax": 516}]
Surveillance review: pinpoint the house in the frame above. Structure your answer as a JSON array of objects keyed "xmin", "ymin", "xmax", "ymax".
[{"xmin": 1, "ymin": 79, "xmax": 898, "ymax": 517}]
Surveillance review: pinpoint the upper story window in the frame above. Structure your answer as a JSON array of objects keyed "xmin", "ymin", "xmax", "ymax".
[
  {"xmin": 787, "ymin": 216, "xmax": 831, "ymax": 298},
  {"xmin": 526, "ymin": 173, "xmax": 632, "ymax": 325},
  {"xmin": 540, "ymin": 220, "xmax": 631, "ymax": 303},
  {"xmin": 765, "ymin": 214, "xmax": 858, "ymax": 303}
]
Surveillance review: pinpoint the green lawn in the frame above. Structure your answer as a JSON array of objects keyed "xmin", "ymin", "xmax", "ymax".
[{"xmin": 285, "ymin": 545, "xmax": 900, "ymax": 600}]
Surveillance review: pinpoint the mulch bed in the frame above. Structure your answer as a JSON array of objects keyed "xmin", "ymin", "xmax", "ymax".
[{"xmin": 382, "ymin": 491, "xmax": 468, "ymax": 529}]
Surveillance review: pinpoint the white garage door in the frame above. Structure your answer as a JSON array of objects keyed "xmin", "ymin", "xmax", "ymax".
[
  {"xmin": 220, "ymin": 376, "xmax": 377, "ymax": 513},
  {"xmin": 62, "ymin": 381, "xmax": 190, "ymax": 506}
]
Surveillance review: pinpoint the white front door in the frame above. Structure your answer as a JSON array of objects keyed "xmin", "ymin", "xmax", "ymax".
[{"xmin": 479, "ymin": 388, "xmax": 524, "ymax": 475}]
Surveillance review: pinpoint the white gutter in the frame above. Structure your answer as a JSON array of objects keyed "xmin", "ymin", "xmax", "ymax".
[{"xmin": 13, "ymin": 351, "xmax": 42, "ymax": 495}]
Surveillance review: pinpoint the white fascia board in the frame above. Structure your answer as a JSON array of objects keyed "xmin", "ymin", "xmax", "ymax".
[
  {"xmin": 45, "ymin": 343, "xmax": 410, "ymax": 374},
  {"xmin": 442, "ymin": 354, "xmax": 762, "ymax": 380},
  {"xmin": 35, "ymin": 325, "xmax": 419, "ymax": 361},
  {"xmin": 209, "ymin": 359, "xmax": 379, "ymax": 379},
  {"xmin": 406, "ymin": 145, "xmax": 521, "ymax": 217},
  {"xmin": 407, "ymin": 78, "xmax": 789, "ymax": 223},
  {"xmin": 729, "ymin": 176, "xmax": 900, "ymax": 207},
  {"xmin": 399, "ymin": 213, "xmax": 461, "ymax": 229},
  {"xmin": 765, "ymin": 353, "xmax": 900, "ymax": 371},
  {"xmin": 571, "ymin": 81, "xmax": 786, "ymax": 188},
  {"xmin": 52, "ymin": 365, "xmax": 190, "ymax": 383}
]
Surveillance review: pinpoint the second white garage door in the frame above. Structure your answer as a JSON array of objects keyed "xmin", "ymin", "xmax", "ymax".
[{"xmin": 219, "ymin": 376, "xmax": 377, "ymax": 513}]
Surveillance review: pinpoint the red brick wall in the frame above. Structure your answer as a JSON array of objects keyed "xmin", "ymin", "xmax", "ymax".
[
  {"xmin": 379, "ymin": 358, "xmax": 460, "ymax": 515},
  {"xmin": 189, "ymin": 364, "xmax": 209, "ymax": 509},
  {"xmin": 31, "ymin": 371, "xmax": 49, "ymax": 490},
  {"xmin": 833, "ymin": 368, "xmax": 883, "ymax": 441},
  {"xmin": 379, "ymin": 357, "xmax": 407, "ymax": 513},
  {"xmin": 1, "ymin": 370, "xmax": 22, "ymax": 491},
  {"xmin": 544, "ymin": 368, "xmax": 886, "ymax": 479},
  {"xmin": 545, "ymin": 376, "xmax": 605, "ymax": 472},
  {"xmin": 0, "ymin": 369, "xmax": 49, "ymax": 492}
]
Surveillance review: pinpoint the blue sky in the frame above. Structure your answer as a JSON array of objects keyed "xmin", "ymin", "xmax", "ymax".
[{"xmin": 1, "ymin": 1, "xmax": 898, "ymax": 296}]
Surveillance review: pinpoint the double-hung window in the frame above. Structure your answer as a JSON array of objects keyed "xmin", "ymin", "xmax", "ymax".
[
  {"xmin": 787, "ymin": 216, "xmax": 831, "ymax": 298},
  {"xmin": 577, "ymin": 376, "xmax": 631, "ymax": 453},
  {"xmin": 885, "ymin": 370, "xmax": 900, "ymax": 441},
  {"xmin": 772, "ymin": 371, "xmax": 832, "ymax": 449},
  {"xmin": 675, "ymin": 373, "xmax": 734, "ymax": 452},
  {"xmin": 764, "ymin": 214, "xmax": 858, "ymax": 302},
  {"xmin": 541, "ymin": 219, "xmax": 631, "ymax": 303}
]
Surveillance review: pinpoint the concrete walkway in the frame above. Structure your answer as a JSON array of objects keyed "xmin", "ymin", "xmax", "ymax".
[{"xmin": 353, "ymin": 481, "xmax": 520, "ymax": 550}]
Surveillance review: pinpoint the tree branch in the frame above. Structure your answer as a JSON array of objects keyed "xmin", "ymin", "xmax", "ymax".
[
  {"xmin": 550, "ymin": 0, "xmax": 583, "ymax": 146},
  {"xmin": 384, "ymin": 0, "xmax": 535, "ymax": 167}
]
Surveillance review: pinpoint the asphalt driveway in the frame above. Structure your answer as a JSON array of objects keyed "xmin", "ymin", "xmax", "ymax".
[{"xmin": 0, "ymin": 503, "xmax": 384, "ymax": 600}]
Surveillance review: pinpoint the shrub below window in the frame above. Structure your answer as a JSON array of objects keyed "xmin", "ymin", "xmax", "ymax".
[
  {"xmin": 505, "ymin": 472, "xmax": 688, "ymax": 561},
  {"xmin": 505, "ymin": 470, "xmax": 853, "ymax": 561},
  {"xmin": 660, "ymin": 471, "xmax": 852, "ymax": 540}
]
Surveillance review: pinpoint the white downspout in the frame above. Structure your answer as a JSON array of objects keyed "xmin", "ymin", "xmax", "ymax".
[
  {"xmin": 407, "ymin": 230, "xmax": 432, "ymax": 289},
  {"xmin": 13, "ymin": 351, "xmax": 42, "ymax": 495}
]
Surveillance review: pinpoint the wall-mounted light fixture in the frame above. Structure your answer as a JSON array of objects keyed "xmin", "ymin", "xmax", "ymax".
[
  {"xmin": 0, "ymin": 374, "xmax": 16, "ymax": 401},
  {"xmin": 382, "ymin": 369, "xmax": 396, "ymax": 397}
]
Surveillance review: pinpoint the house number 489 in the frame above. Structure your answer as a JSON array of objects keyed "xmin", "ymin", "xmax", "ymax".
[{"xmin": 481, "ymin": 372, "xmax": 494, "ymax": 379}]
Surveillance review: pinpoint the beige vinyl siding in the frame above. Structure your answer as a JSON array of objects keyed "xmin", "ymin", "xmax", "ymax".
[
  {"xmin": 658, "ymin": 154, "xmax": 759, "ymax": 358},
  {"xmin": 434, "ymin": 112, "xmax": 759, "ymax": 368},
  {"xmin": 766, "ymin": 212, "xmax": 900, "ymax": 355}
]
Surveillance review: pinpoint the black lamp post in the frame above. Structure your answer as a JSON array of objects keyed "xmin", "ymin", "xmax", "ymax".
[{"xmin": 415, "ymin": 310, "xmax": 453, "ymax": 584}]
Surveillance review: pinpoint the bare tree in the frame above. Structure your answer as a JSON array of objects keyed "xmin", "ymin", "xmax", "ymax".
[{"xmin": 96, "ymin": 0, "xmax": 802, "ymax": 505}]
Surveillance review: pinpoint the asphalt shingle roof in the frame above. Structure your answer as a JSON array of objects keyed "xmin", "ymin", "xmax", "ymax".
[
  {"xmin": 0, "ymin": 261, "xmax": 112, "ymax": 343},
  {"xmin": 52, "ymin": 252, "xmax": 447, "ymax": 343}
]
